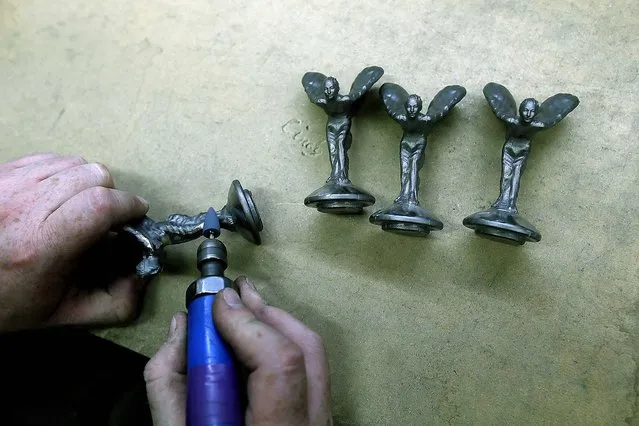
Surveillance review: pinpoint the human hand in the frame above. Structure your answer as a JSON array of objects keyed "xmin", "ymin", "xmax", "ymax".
[
  {"xmin": 0, "ymin": 153, "xmax": 150, "ymax": 332},
  {"xmin": 145, "ymin": 277, "xmax": 332, "ymax": 426}
]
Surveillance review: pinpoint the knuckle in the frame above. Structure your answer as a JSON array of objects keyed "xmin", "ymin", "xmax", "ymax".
[
  {"xmin": 118, "ymin": 309, "xmax": 137, "ymax": 324},
  {"xmin": 86, "ymin": 186, "xmax": 115, "ymax": 214},
  {"xmin": 143, "ymin": 359, "xmax": 163, "ymax": 384},
  {"xmin": 143, "ymin": 362, "xmax": 156, "ymax": 383},
  {"xmin": 113, "ymin": 299, "xmax": 138, "ymax": 323},
  {"xmin": 90, "ymin": 162, "xmax": 112, "ymax": 185},
  {"xmin": 37, "ymin": 152, "xmax": 57, "ymax": 159},
  {"xmin": 305, "ymin": 330, "xmax": 325, "ymax": 352},
  {"xmin": 0, "ymin": 205, "xmax": 9, "ymax": 223},
  {"xmin": 4, "ymin": 240, "xmax": 39, "ymax": 268},
  {"xmin": 256, "ymin": 302, "xmax": 272, "ymax": 318},
  {"xmin": 274, "ymin": 343, "xmax": 305, "ymax": 374},
  {"xmin": 144, "ymin": 361, "xmax": 185, "ymax": 391},
  {"xmin": 69, "ymin": 155, "xmax": 87, "ymax": 165}
]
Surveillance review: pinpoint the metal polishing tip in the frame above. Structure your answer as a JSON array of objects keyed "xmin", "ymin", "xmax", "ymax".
[{"xmin": 202, "ymin": 207, "xmax": 221, "ymax": 239}]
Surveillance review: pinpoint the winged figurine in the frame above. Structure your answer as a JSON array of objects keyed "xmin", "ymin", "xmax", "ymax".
[
  {"xmin": 118, "ymin": 181, "xmax": 263, "ymax": 277},
  {"xmin": 369, "ymin": 82, "xmax": 466, "ymax": 236},
  {"xmin": 463, "ymin": 82, "xmax": 579, "ymax": 245},
  {"xmin": 302, "ymin": 66, "xmax": 384, "ymax": 214}
]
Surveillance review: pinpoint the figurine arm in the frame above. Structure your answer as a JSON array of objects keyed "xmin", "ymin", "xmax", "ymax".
[
  {"xmin": 313, "ymin": 97, "xmax": 329, "ymax": 112},
  {"xmin": 388, "ymin": 110, "xmax": 408, "ymax": 125},
  {"xmin": 417, "ymin": 114, "xmax": 433, "ymax": 132},
  {"xmin": 310, "ymin": 97, "xmax": 330, "ymax": 115},
  {"xmin": 336, "ymin": 95, "xmax": 352, "ymax": 111},
  {"xmin": 530, "ymin": 120, "xmax": 546, "ymax": 129},
  {"xmin": 503, "ymin": 116, "xmax": 520, "ymax": 126},
  {"xmin": 386, "ymin": 108, "xmax": 408, "ymax": 127}
]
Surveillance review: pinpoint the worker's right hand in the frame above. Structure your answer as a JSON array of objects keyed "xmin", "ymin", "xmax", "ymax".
[{"xmin": 144, "ymin": 276, "xmax": 333, "ymax": 426}]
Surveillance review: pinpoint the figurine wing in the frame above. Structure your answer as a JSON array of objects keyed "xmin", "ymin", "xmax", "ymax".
[
  {"xmin": 424, "ymin": 85, "xmax": 467, "ymax": 125},
  {"xmin": 483, "ymin": 82, "xmax": 519, "ymax": 125},
  {"xmin": 302, "ymin": 72, "xmax": 328, "ymax": 105},
  {"xmin": 531, "ymin": 93, "xmax": 579, "ymax": 128},
  {"xmin": 348, "ymin": 66, "xmax": 384, "ymax": 102},
  {"xmin": 380, "ymin": 82, "xmax": 409, "ymax": 124}
]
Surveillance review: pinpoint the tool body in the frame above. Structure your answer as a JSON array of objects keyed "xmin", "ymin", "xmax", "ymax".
[{"xmin": 186, "ymin": 208, "xmax": 244, "ymax": 426}]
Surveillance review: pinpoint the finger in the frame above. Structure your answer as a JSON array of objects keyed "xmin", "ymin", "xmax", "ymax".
[
  {"xmin": 237, "ymin": 277, "xmax": 332, "ymax": 425},
  {"xmin": 214, "ymin": 288, "xmax": 309, "ymax": 425},
  {"xmin": 42, "ymin": 187, "xmax": 149, "ymax": 262},
  {"xmin": 0, "ymin": 152, "xmax": 59, "ymax": 171},
  {"xmin": 47, "ymin": 275, "xmax": 147, "ymax": 326},
  {"xmin": 36, "ymin": 162, "xmax": 115, "ymax": 217},
  {"xmin": 145, "ymin": 312, "xmax": 187, "ymax": 426},
  {"xmin": 145, "ymin": 312, "xmax": 188, "ymax": 380},
  {"xmin": 18, "ymin": 155, "xmax": 87, "ymax": 181}
]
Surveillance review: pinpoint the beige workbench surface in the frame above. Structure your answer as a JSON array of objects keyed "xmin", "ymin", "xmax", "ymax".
[{"xmin": 1, "ymin": 0, "xmax": 638, "ymax": 424}]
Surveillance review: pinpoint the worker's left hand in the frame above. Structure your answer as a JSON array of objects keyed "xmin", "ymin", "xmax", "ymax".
[{"xmin": 0, "ymin": 153, "xmax": 150, "ymax": 332}]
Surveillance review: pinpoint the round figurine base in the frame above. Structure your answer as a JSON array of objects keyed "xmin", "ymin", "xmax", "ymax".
[
  {"xmin": 227, "ymin": 180, "xmax": 264, "ymax": 245},
  {"xmin": 369, "ymin": 202, "xmax": 444, "ymax": 237},
  {"xmin": 304, "ymin": 181, "xmax": 375, "ymax": 215},
  {"xmin": 462, "ymin": 208, "xmax": 541, "ymax": 246}
]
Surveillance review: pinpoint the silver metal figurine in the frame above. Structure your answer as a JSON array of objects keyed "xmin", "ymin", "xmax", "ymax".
[
  {"xmin": 120, "ymin": 180, "xmax": 263, "ymax": 277},
  {"xmin": 463, "ymin": 82, "xmax": 579, "ymax": 245},
  {"xmin": 370, "ymin": 82, "xmax": 466, "ymax": 236},
  {"xmin": 302, "ymin": 66, "xmax": 384, "ymax": 214}
]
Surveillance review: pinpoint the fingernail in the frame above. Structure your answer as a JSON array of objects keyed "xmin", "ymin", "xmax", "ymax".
[
  {"xmin": 246, "ymin": 279, "xmax": 257, "ymax": 291},
  {"xmin": 239, "ymin": 276, "xmax": 257, "ymax": 291},
  {"xmin": 222, "ymin": 288, "xmax": 243, "ymax": 307},
  {"xmin": 136, "ymin": 196, "xmax": 149, "ymax": 209},
  {"xmin": 168, "ymin": 315, "xmax": 177, "ymax": 339}
]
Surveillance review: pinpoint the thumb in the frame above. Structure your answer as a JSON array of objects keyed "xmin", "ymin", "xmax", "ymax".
[{"xmin": 145, "ymin": 312, "xmax": 188, "ymax": 426}]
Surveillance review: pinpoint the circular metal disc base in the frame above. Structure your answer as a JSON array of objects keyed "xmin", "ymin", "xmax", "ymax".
[
  {"xmin": 369, "ymin": 202, "xmax": 443, "ymax": 237},
  {"xmin": 229, "ymin": 180, "xmax": 264, "ymax": 245},
  {"xmin": 381, "ymin": 222, "xmax": 433, "ymax": 236},
  {"xmin": 463, "ymin": 208, "xmax": 541, "ymax": 245},
  {"xmin": 304, "ymin": 181, "xmax": 375, "ymax": 215}
]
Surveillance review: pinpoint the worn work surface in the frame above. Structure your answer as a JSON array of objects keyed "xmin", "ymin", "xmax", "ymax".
[{"xmin": 1, "ymin": 0, "xmax": 638, "ymax": 424}]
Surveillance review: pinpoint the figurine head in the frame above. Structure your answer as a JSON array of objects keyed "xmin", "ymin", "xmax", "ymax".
[
  {"xmin": 405, "ymin": 94, "xmax": 422, "ymax": 118},
  {"xmin": 519, "ymin": 98, "xmax": 539, "ymax": 123},
  {"xmin": 324, "ymin": 77, "xmax": 339, "ymax": 100}
]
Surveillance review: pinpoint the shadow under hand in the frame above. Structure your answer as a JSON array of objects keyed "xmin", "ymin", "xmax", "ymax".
[{"xmin": 72, "ymin": 232, "xmax": 144, "ymax": 291}]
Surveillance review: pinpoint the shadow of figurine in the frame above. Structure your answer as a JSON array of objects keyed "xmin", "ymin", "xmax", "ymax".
[
  {"xmin": 463, "ymin": 83, "xmax": 579, "ymax": 245},
  {"xmin": 369, "ymin": 82, "xmax": 467, "ymax": 236},
  {"xmin": 302, "ymin": 66, "xmax": 384, "ymax": 214}
]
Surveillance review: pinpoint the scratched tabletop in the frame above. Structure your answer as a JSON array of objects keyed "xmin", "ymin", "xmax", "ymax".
[{"xmin": 1, "ymin": 1, "xmax": 638, "ymax": 424}]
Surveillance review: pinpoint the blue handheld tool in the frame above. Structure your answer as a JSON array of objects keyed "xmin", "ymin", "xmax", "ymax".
[{"xmin": 186, "ymin": 207, "xmax": 244, "ymax": 426}]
